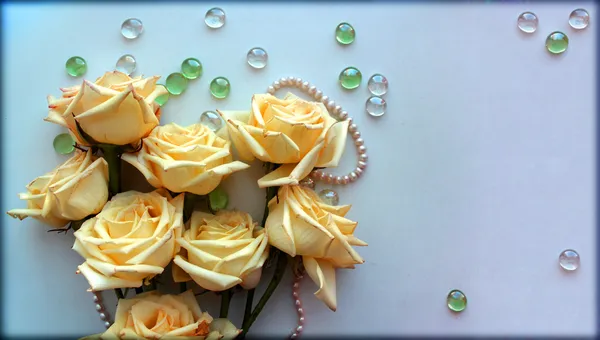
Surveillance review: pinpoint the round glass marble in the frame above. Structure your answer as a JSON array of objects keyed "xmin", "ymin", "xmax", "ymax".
[
  {"xmin": 546, "ymin": 31, "xmax": 569, "ymax": 54},
  {"xmin": 154, "ymin": 85, "xmax": 169, "ymax": 106},
  {"xmin": 335, "ymin": 22, "xmax": 355, "ymax": 45},
  {"xmin": 115, "ymin": 54, "xmax": 136, "ymax": 75},
  {"xmin": 447, "ymin": 290, "xmax": 467, "ymax": 312},
  {"xmin": 318, "ymin": 189, "xmax": 339, "ymax": 206},
  {"xmin": 569, "ymin": 9, "xmax": 590, "ymax": 30},
  {"xmin": 121, "ymin": 18, "xmax": 143, "ymax": 39},
  {"xmin": 366, "ymin": 96, "xmax": 386, "ymax": 117},
  {"xmin": 205, "ymin": 8, "xmax": 226, "ymax": 28},
  {"xmin": 210, "ymin": 77, "xmax": 231, "ymax": 99},
  {"xmin": 65, "ymin": 56, "xmax": 87, "ymax": 77},
  {"xmin": 339, "ymin": 67, "xmax": 362, "ymax": 90},
  {"xmin": 247, "ymin": 47, "xmax": 268, "ymax": 69},
  {"xmin": 53, "ymin": 133, "xmax": 75, "ymax": 155},
  {"xmin": 367, "ymin": 74, "xmax": 388, "ymax": 96},
  {"xmin": 181, "ymin": 58, "xmax": 203, "ymax": 79},
  {"xmin": 517, "ymin": 11, "xmax": 538, "ymax": 33},
  {"xmin": 200, "ymin": 111, "xmax": 223, "ymax": 131},
  {"xmin": 559, "ymin": 249, "xmax": 580, "ymax": 271},
  {"xmin": 165, "ymin": 73, "xmax": 188, "ymax": 95}
]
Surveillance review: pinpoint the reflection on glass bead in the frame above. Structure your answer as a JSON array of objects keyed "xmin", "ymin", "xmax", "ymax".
[
  {"xmin": 339, "ymin": 67, "xmax": 362, "ymax": 90},
  {"xmin": 569, "ymin": 9, "xmax": 590, "ymax": 30},
  {"xmin": 517, "ymin": 12, "xmax": 538, "ymax": 33},
  {"xmin": 247, "ymin": 47, "xmax": 268, "ymax": 69},
  {"xmin": 366, "ymin": 96, "xmax": 386, "ymax": 117},
  {"xmin": 367, "ymin": 74, "xmax": 388, "ymax": 96},
  {"xmin": 154, "ymin": 85, "xmax": 169, "ymax": 106},
  {"xmin": 559, "ymin": 249, "xmax": 580, "ymax": 271},
  {"xmin": 199, "ymin": 111, "xmax": 223, "ymax": 131},
  {"xmin": 181, "ymin": 58, "xmax": 203, "ymax": 79},
  {"xmin": 447, "ymin": 290, "xmax": 467, "ymax": 312},
  {"xmin": 318, "ymin": 189, "xmax": 339, "ymax": 206},
  {"xmin": 205, "ymin": 8, "xmax": 226, "ymax": 28},
  {"xmin": 165, "ymin": 73, "xmax": 188, "ymax": 95},
  {"xmin": 53, "ymin": 133, "xmax": 75, "ymax": 155},
  {"xmin": 335, "ymin": 22, "xmax": 355, "ymax": 45},
  {"xmin": 115, "ymin": 54, "xmax": 137, "ymax": 75},
  {"xmin": 121, "ymin": 18, "xmax": 143, "ymax": 39},
  {"xmin": 65, "ymin": 56, "xmax": 87, "ymax": 77},
  {"xmin": 545, "ymin": 31, "xmax": 569, "ymax": 54},
  {"xmin": 210, "ymin": 77, "xmax": 231, "ymax": 99}
]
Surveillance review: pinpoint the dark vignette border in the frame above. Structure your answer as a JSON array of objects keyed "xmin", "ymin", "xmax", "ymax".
[{"xmin": 0, "ymin": 0, "xmax": 597, "ymax": 339}]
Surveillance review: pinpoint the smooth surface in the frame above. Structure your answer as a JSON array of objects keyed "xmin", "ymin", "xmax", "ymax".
[{"xmin": 1, "ymin": 3, "xmax": 596, "ymax": 337}]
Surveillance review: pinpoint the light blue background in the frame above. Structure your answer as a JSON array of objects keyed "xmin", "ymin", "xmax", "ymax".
[{"xmin": 1, "ymin": 2, "xmax": 596, "ymax": 337}]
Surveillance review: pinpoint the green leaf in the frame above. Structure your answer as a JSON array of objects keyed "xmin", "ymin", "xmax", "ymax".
[{"xmin": 209, "ymin": 187, "xmax": 228, "ymax": 212}]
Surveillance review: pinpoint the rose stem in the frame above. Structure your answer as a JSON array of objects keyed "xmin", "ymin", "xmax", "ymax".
[
  {"xmin": 219, "ymin": 288, "xmax": 233, "ymax": 318},
  {"xmin": 241, "ymin": 249, "xmax": 288, "ymax": 336},
  {"xmin": 242, "ymin": 289, "xmax": 254, "ymax": 327},
  {"xmin": 100, "ymin": 145, "xmax": 122, "ymax": 197},
  {"xmin": 183, "ymin": 192, "xmax": 198, "ymax": 223}
]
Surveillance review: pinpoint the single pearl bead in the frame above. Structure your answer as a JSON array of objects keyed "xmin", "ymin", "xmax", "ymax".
[
  {"xmin": 292, "ymin": 292, "xmax": 299, "ymax": 299},
  {"xmin": 324, "ymin": 173, "xmax": 334, "ymax": 183},
  {"xmin": 280, "ymin": 77, "xmax": 289, "ymax": 85},
  {"xmin": 311, "ymin": 170, "xmax": 323, "ymax": 180},
  {"xmin": 346, "ymin": 117, "xmax": 353, "ymax": 125},
  {"xmin": 327, "ymin": 100, "xmax": 336, "ymax": 110},
  {"xmin": 290, "ymin": 334, "xmax": 298, "ymax": 339},
  {"xmin": 359, "ymin": 153, "xmax": 368, "ymax": 162},
  {"xmin": 288, "ymin": 76, "xmax": 296, "ymax": 84},
  {"xmin": 314, "ymin": 90, "xmax": 323, "ymax": 100},
  {"xmin": 99, "ymin": 313, "xmax": 107, "ymax": 320},
  {"xmin": 301, "ymin": 81, "xmax": 310, "ymax": 90},
  {"xmin": 358, "ymin": 161, "xmax": 367, "ymax": 169},
  {"xmin": 352, "ymin": 131, "xmax": 361, "ymax": 139},
  {"xmin": 354, "ymin": 138, "xmax": 364, "ymax": 146},
  {"xmin": 349, "ymin": 172, "xmax": 358, "ymax": 182},
  {"xmin": 95, "ymin": 304, "xmax": 103, "ymax": 312},
  {"xmin": 308, "ymin": 86, "xmax": 317, "ymax": 94},
  {"xmin": 321, "ymin": 95, "xmax": 329, "ymax": 104},
  {"xmin": 267, "ymin": 86, "xmax": 275, "ymax": 94},
  {"xmin": 297, "ymin": 308, "xmax": 304, "ymax": 314},
  {"xmin": 273, "ymin": 81, "xmax": 281, "ymax": 89},
  {"xmin": 295, "ymin": 78, "xmax": 302, "ymax": 86},
  {"xmin": 342, "ymin": 175, "xmax": 350, "ymax": 184},
  {"xmin": 296, "ymin": 326, "xmax": 304, "ymax": 333},
  {"xmin": 349, "ymin": 124, "xmax": 358, "ymax": 133},
  {"xmin": 335, "ymin": 176, "xmax": 344, "ymax": 184},
  {"xmin": 355, "ymin": 168, "xmax": 364, "ymax": 176},
  {"xmin": 295, "ymin": 299, "xmax": 302, "ymax": 308},
  {"xmin": 299, "ymin": 317, "xmax": 305, "ymax": 323},
  {"xmin": 93, "ymin": 295, "xmax": 100, "ymax": 303},
  {"xmin": 338, "ymin": 111, "xmax": 348, "ymax": 120},
  {"xmin": 358, "ymin": 145, "xmax": 367, "ymax": 154},
  {"xmin": 104, "ymin": 321, "xmax": 111, "ymax": 328},
  {"xmin": 333, "ymin": 105, "xmax": 342, "ymax": 114},
  {"xmin": 293, "ymin": 282, "xmax": 300, "ymax": 289}
]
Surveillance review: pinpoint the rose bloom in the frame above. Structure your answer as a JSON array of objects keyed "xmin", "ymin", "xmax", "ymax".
[
  {"xmin": 7, "ymin": 149, "xmax": 108, "ymax": 228},
  {"xmin": 173, "ymin": 210, "xmax": 269, "ymax": 291},
  {"xmin": 122, "ymin": 123, "xmax": 249, "ymax": 195},
  {"xmin": 45, "ymin": 71, "xmax": 168, "ymax": 146},
  {"xmin": 265, "ymin": 185, "xmax": 367, "ymax": 311},
  {"xmin": 97, "ymin": 290, "xmax": 240, "ymax": 339},
  {"xmin": 218, "ymin": 93, "xmax": 348, "ymax": 188},
  {"xmin": 73, "ymin": 189, "xmax": 183, "ymax": 291}
]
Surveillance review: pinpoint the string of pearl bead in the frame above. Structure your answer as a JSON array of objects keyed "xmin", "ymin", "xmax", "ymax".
[
  {"xmin": 267, "ymin": 77, "xmax": 367, "ymax": 185},
  {"xmin": 289, "ymin": 270, "xmax": 306, "ymax": 339},
  {"xmin": 92, "ymin": 291, "xmax": 112, "ymax": 329}
]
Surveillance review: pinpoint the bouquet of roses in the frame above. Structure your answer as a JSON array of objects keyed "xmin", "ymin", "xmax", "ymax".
[{"xmin": 7, "ymin": 71, "xmax": 367, "ymax": 339}]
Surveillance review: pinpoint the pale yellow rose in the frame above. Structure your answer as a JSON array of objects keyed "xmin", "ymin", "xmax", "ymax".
[
  {"xmin": 7, "ymin": 150, "xmax": 109, "ymax": 228},
  {"xmin": 122, "ymin": 123, "xmax": 249, "ymax": 195},
  {"xmin": 73, "ymin": 189, "xmax": 184, "ymax": 291},
  {"xmin": 99, "ymin": 290, "xmax": 241, "ymax": 340},
  {"xmin": 173, "ymin": 210, "xmax": 269, "ymax": 291},
  {"xmin": 45, "ymin": 71, "xmax": 168, "ymax": 146},
  {"xmin": 218, "ymin": 93, "xmax": 349, "ymax": 188},
  {"xmin": 265, "ymin": 185, "xmax": 367, "ymax": 311}
]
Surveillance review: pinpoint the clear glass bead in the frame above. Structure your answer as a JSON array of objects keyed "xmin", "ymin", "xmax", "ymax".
[
  {"xmin": 366, "ymin": 96, "xmax": 386, "ymax": 117},
  {"xmin": 318, "ymin": 189, "xmax": 339, "ymax": 206},
  {"xmin": 205, "ymin": 8, "xmax": 226, "ymax": 28},
  {"xmin": 247, "ymin": 47, "xmax": 268, "ymax": 69},
  {"xmin": 199, "ymin": 111, "xmax": 223, "ymax": 131},
  {"xmin": 559, "ymin": 249, "xmax": 580, "ymax": 271},
  {"xmin": 569, "ymin": 9, "xmax": 590, "ymax": 30},
  {"xmin": 517, "ymin": 12, "xmax": 538, "ymax": 33},
  {"xmin": 121, "ymin": 18, "xmax": 143, "ymax": 39},
  {"xmin": 115, "ymin": 54, "xmax": 136, "ymax": 75},
  {"xmin": 367, "ymin": 74, "xmax": 388, "ymax": 96}
]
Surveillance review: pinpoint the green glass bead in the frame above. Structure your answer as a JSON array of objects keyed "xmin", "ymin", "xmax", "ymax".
[
  {"xmin": 165, "ymin": 73, "xmax": 188, "ymax": 95},
  {"xmin": 339, "ymin": 67, "xmax": 362, "ymax": 90},
  {"xmin": 546, "ymin": 31, "xmax": 569, "ymax": 54},
  {"xmin": 447, "ymin": 290, "xmax": 467, "ymax": 312},
  {"xmin": 209, "ymin": 187, "xmax": 229, "ymax": 212},
  {"xmin": 65, "ymin": 56, "xmax": 87, "ymax": 77},
  {"xmin": 154, "ymin": 85, "xmax": 169, "ymax": 106},
  {"xmin": 53, "ymin": 133, "xmax": 75, "ymax": 155},
  {"xmin": 181, "ymin": 58, "xmax": 203, "ymax": 80},
  {"xmin": 210, "ymin": 77, "xmax": 231, "ymax": 99},
  {"xmin": 335, "ymin": 22, "xmax": 355, "ymax": 45}
]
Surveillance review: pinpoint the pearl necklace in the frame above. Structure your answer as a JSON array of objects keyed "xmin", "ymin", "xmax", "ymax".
[
  {"xmin": 267, "ymin": 77, "xmax": 368, "ymax": 185},
  {"xmin": 92, "ymin": 291, "xmax": 112, "ymax": 329}
]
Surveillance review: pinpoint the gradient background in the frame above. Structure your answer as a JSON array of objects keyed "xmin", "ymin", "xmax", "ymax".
[{"xmin": 1, "ymin": 2, "xmax": 596, "ymax": 338}]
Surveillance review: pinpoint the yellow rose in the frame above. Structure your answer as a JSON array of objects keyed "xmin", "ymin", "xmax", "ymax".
[
  {"xmin": 122, "ymin": 123, "xmax": 249, "ymax": 195},
  {"xmin": 45, "ymin": 71, "xmax": 168, "ymax": 146},
  {"xmin": 100, "ymin": 290, "xmax": 241, "ymax": 340},
  {"xmin": 73, "ymin": 189, "xmax": 184, "ymax": 291},
  {"xmin": 218, "ymin": 93, "xmax": 348, "ymax": 188},
  {"xmin": 7, "ymin": 150, "xmax": 109, "ymax": 228},
  {"xmin": 265, "ymin": 185, "xmax": 367, "ymax": 311},
  {"xmin": 173, "ymin": 210, "xmax": 269, "ymax": 291}
]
